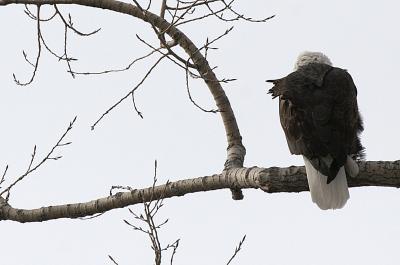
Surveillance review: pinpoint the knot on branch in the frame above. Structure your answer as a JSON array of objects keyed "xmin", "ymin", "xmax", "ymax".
[{"xmin": 230, "ymin": 188, "xmax": 244, "ymax": 200}]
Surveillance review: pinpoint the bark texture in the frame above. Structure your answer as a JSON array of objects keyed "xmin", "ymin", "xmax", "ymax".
[{"xmin": 1, "ymin": 160, "xmax": 399, "ymax": 223}]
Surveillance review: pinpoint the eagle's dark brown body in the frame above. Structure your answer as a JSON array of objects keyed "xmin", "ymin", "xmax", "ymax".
[{"xmin": 268, "ymin": 63, "xmax": 364, "ymax": 183}]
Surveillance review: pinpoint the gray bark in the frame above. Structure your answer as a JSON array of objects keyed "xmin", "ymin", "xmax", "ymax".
[{"xmin": 1, "ymin": 160, "xmax": 399, "ymax": 223}]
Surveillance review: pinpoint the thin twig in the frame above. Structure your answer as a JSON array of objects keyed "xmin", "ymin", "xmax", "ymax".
[
  {"xmin": 37, "ymin": 25, "xmax": 77, "ymax": 69},
  {"xmin": 151, "ymin": 23, "xmax": 195, "ymax": 69},
  {"xmin": 146, "ymin": 0, "xmax": 152, "ymax": 10},
  {"xmin": 166, "ymin": 0, "xmax": 180, "ymax": 25},
  {"xmin": 131, "ymin": 92, "xmax": 144, "ymax": 119},
  {"xmin": 70, "ymin": 48, "xmax": 161, "ymax": 76},
  {"xmin": 166, "ymin": 0, "xmax": 218, "ymax": 10},
  {"xmin": 169, "ymin": 0, "xmax": 202, "ymax": 27},
  {"xmin": 54, "ymin": 5, "xmax": 101, "ymax": 36},
  {"xmin": 136, "ymin": 34, "xmax": 189, "ymax": 72},
  {"xmin": 108, "ymin": 255, "xmax": 119, "ymax": 265},
  {"xmin": 0, "ymin": 117, "xmax": 77, "ymax": 197},
  {"xmin": 78, "ymin": 212, "xmax": 105, "ymax": 220},
  {"xmin": 13, "ymin": 5, "xmax": 42, "ymax": 86},
  {"xmin": 16, "ymin": 5, "xmax": 101, "ymax": 84},
  {"xmin": 226, "ymin": 235, "xmax": 246, "ymax": 265},
  {"xmin": 62, "ymin": 23, "xmax": 75, "ymax": 77},
  {"xmin": 169, "ymin": 239, "xmax": 179, "ymax": 265},
  {"xmin": 175, "ymin": 0, "xmax": 229, "ymax": 26},
  {"xmin": 91, "ymin": 55, "xmax": 166, "ymax": 130},
  {"xmin": 24, "ymin": 4, "xmax": 57, "ymax": 21},
  {"xmin": 185, "ymin": 60, "xmax": 219, "ymax": 113},
  {"xmin": 135, "ymin": 34, "xmax": 232, "ymax": 84},
  {"xmin": 0, "ymin": 165, "xmax": 8, "ymax": 188},
  {"xmin": 120, "ymin": 162, "xmax": 179, "ymax": 265},
  {"xmin": 171, "ymin": 0, "xmax": 275, "ymax": 26},
  {"xmin": 160, "ymin": 0, "xmax": 167, "ymax": 18},
  {"xmin": 218, "ymin": 0, "xmax": 275, "ymax": 23},
  {"xmin": 199, "ymin": 26, "xmax": 233, "ymax": 53},
  {"xmin": 134, "ymin": 1, "xmax": 196, "ymax": 69}
]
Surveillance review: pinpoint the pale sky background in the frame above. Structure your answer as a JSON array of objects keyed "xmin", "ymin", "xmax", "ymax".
[{"xmin": 1, "ymin": 0, "xmax": 399, "ymax": 264}]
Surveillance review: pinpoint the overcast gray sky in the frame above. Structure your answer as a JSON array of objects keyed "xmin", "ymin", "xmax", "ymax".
[{"xmin": 1, "ymin": 0, "xmax": 399, "ymax": 264}]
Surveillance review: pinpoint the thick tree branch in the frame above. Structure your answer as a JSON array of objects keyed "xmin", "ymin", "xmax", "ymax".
[
  {"xmin": 1, "ymin": 160, "xmax": 398, "ymax": 223},
  {"xmin": 1, "ymin": 0, "xmax": 245, "ymax": 192}
]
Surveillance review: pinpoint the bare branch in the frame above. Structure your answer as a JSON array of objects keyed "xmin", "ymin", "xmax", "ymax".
[
  {"xmin": 2, "ymin": 0, "xmax": 248, "ymax": 198},
  {"xmin": 135, "ymin": 34, "xmax": 191, "ymax": 73},
  {"xmin": 2, "ymin": 0, "xmax": 246, "ymax": 159},
  {"xmin": 70, "ymin": 47, "xmax": 160, "ymax": 75},
  {"xmin": 91, "ymin": 55, "xmax": 166, "ymax": 130},
  {"xmin": 77, "ymin": 212, "xmax": 105, "ymax": 220},
  {"xmin": 165, "ymin": 0, "xmax": 180, "ymax": 24},
  {"xmin": 170, "ymin": 0, "xmax": 275, "ymax": 26},
  {"xmin": 132, "ymin": 0, "xmax": 144, "ymax": 12},
  {"xmin": 62, "ymin": 22, "xmax": 75, "ymax": 77},
  {"xmin": 0, "ymin": 165, "xmax": 8, "ymax": 188},
  {"xmin": 158, "ymin": 0, "xmax": 168, "ymax": 45},
  {"xmin": 144, "ymin": 0, "xmax": 152, "ymax": 10},
  {"xmin": 108, "ymin": 255, "xmax": 119, "ymax": 265},
  {"xmin": 38, "ymin": 25, "xmax": 77, "ymax": 65},
  {"xmin": 24, "ymin": 4, "xmax": 56, "ymax": 21},
  {"xmin": 1, "ymin": 160, "xmax": 399, "ymax": 223},
  {"xmin": 54, "ymin": 5, "xmax": 101, "ymax": 37},
  {"xmin": 118, "ymin": 161, "xmax": 178, "ymax": 265},
  {"xmin": 218, "ymin": 0, "xmax": 275, "ymax": 23},
  {"xmin": 131, "ymin": 92, "xmax": 144, "ymax": 119},
  {"xmin": 169, "ymin": 239, "xmax": 179, "ymax": 265},
  {"xmin": 166, "ymin": 0, "xmax": 218, "ymax": 10},
  {"xmin": 13, "ymin": 5, "xmax": 42, "ymax": 86},
  {"xmin": 226, "ymin": 235, "xmax": 246, "ymax": 265},
  {"xmin": 199, "ymin": 26, "xmax": 233, "ymax": 53},
  {"xmin": 160, "ymin": 0, "xmax": 167, "ymax": 19},
  {"xmin": 174, "ymin": 1, "xmax": 228, "ymax": 26},
  {"xmin": 136, "ymin": 35, "xmax": 235, "ymax": 88},
  {"xmin": 185, "ymin": 60, "xmax": 219, "ymax": 113},
  {"xmin": 169, "ymin": 0, "xmax": 203, "ymax": 26},
  {"xmin": 15, "ymin": 5, "xmax": 101, "ymax": 83},
  {"xmin": 0, "ymin": 117, "xmax": 77, "ymax": 197},
  {"xmin": 53, "ymin": 5, "xmax": 101, "ymax": 76},
  {"xmin": 148, "ymin": 23, "xmax": 195, "ymax": 69}
]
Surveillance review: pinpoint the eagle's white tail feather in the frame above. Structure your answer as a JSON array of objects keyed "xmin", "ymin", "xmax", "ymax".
[
  {"xmin": 303, "ymin": 156, "xmax": 350, "ymax": 210},
  {"xmin": 345, "ymin": 156, "xmax": 359, "ymax": 178}
]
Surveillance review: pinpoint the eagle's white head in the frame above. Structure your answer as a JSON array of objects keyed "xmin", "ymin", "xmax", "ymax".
[{"xmin": 294, "ymin": 51, "xmax": 332, "ymax": 70}]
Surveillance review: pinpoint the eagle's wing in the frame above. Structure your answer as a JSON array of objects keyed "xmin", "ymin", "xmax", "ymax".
[{"xmin": 268, "ymin": 63, "xmax": 364, "ymax": 179}]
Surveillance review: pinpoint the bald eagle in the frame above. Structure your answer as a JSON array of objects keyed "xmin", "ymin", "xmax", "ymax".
[{"xmin": 267, "ymin": 51, "xmax": 364, "ymax": 210}]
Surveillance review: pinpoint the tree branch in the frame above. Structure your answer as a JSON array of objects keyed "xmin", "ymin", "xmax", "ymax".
[
  {"xmin": 1, "ymin": 0, "xmax": 247, "ymax": 200},
  {"xmin": 226, "ymin": 235, "xmax": 246, "ymax": 265},
  {"xmin": 1, "ymin": 160, "xmax": 398, "ymax": 223},
  {"xmin": 0, "ymin": 117, "xmax": 76, "ymax": 199}
]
